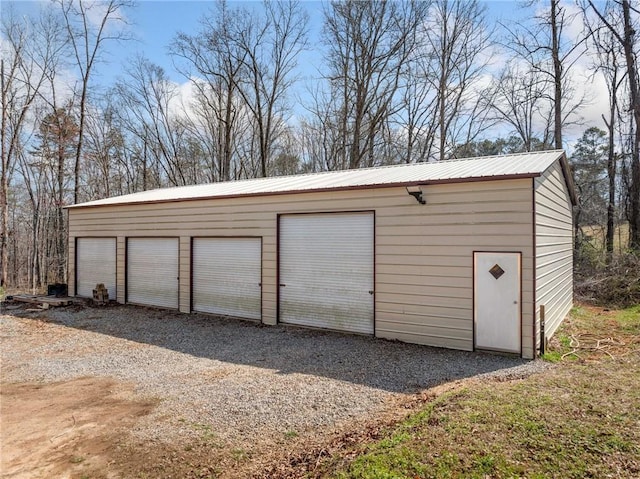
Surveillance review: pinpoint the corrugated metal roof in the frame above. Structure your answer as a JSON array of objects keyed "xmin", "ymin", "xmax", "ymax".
[{"xmin": 69, "ymin": 150, "xmax": 568, "ymax": 208}]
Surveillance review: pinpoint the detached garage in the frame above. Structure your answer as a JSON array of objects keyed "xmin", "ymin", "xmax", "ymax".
[{"xmin": 66, "ymin": 150, "xmax": 576, "ymax": 359}]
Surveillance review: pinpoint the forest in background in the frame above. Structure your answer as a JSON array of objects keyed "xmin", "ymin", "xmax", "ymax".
[{"xmin": 1, "ymin": 0, "xmax": 639, "ymax": 304}]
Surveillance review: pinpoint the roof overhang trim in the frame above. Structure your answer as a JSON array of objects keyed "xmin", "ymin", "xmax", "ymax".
[{"xmin": 65, "ymin": 173, "xmax": 542, "ymax": 210}]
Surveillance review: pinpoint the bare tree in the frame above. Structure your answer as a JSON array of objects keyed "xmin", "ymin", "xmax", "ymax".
[
  {"xmin": 299, "ymin": 84, "xmax": 345, "ymax": 171},
  {"xmin": 421, "ymin": 0, "xmax": 494, "ymax": 161},
  {"xmin": 503, "ymin": 0, "xmax": 587, "ymax": 151},
  {"xmin": 394, "ymin": 56, "xmax": 439, "ymax": 163},
  {"xmin": 323, "ymin": 0, "xmax": 429, "ymax": 169},
  {"xmin": 173, "ymin": 1, "xmax": 307, "ymax": 180},
  {"xmin": 114, "ymin": 56, "xmax": 190, "ymax": 187},
  {"xmin": 17, "ymin": 140, "xmax": 47, "ymax": 291},
  {"xmin": 32, "ymin": 104, "xmax": 79, "ymax": 282},
  {"xmin": 1, "ymin": 8, "xmax": 66, "ymax": 288},
  {"xmin": 83, "ymin": 101, "xmax": 128, "ymax": 199},
  {"xmin": 172, "ymin": 1, "xmax": 248, "ymax": 182},
  {"xmin": 489, "ymin": 64, "xmax": 554, "ymax": 151},
  {"xmin": 587, "ymin": 0, "xmax": 640, "ymax": 249},
  {"xmin": 56, "ymin": 0, "xmax": 132, "ymax": 203},
  {"xmin": 586, "ymin": 10, "xmax": 628, "ymax": 254},
  {"xmin": 232, "ymin": 1, "xmax": 308, "ymax": 177}
]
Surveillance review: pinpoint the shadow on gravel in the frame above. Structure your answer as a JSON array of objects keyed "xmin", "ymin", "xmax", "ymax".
[{"xmin": 14, "ymin": 304, "xmax": 534, "ymax": 393}]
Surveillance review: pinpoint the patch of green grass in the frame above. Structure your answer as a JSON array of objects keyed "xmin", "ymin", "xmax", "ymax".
[
  {"xmin": 542, "ymin": 332, "xmax": 575, "ymax": 362},
  {"xmin": 284, "ymin": 430, "xmax": 298, "ymax": 439},
  {"xmin": 189, "ymin": 422, "xmax": 222, "ymax": 447},
  {"xmin": 376, "ymin": 432, "xmax": 410, "ymax": 449},
  {"xmin": 335, "ymin": 446, "xmax": 427, "ymax": 479},
  {"xmin": 616, "ymin": 304, "xmax": 640, "ymax": 333},
  {"xmin": 570, "ymin": 305, "xmax": 588, "ymax": 317},
  {"xmin": 558, "ymin": 333, "xmax": 572, "ymax": 347},
  {"xmin": 324, "ymin": 304, "xmax": 640, "ymax": 479},
  {"xmin": 541, "ymin": 350, "xmax": 562, "ymax": 362},
  {"xmin": 230, "ymin": 447, "xmax": 250, "ymax": 462}
]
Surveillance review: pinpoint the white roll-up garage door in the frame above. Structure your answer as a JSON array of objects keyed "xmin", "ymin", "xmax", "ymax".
[
  {"xmin": 127, "ymin": 238, "xmax": 179, "ymax": 309},
  {"xmin": 279, "ymin": 212, "xmax": 374, "ymax": 334},
  {"xmin": 192, "ymin": 237, "xmax": 262, "ymax": 320},
  {"xmin": 76, "ymin": 237, "xmax": 116, "ymax": 299}
]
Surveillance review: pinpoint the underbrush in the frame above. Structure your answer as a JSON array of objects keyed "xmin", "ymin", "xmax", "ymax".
[{"xmin": 574, "ymin": 250, "xmax": 640, "ymax": 307}]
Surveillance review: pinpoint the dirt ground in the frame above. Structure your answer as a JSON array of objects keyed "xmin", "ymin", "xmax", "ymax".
[
  {"xmin": 1, "ymin": 377, "xmax": 154, "ymax": 479},
  {"xmin": 0, "ymin": 373, "xmax": 457, "ymax": 479},
  {"xmin": 0, "ymin": 369, "xmax": 403, "ymax": 479},
  {"xmin": 0, "ymin": 303, "xmax": 539, "ymax": 478}
]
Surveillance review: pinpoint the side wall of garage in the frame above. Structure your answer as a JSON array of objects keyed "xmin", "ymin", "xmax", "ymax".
[
  {"xmin": 68, "ymin": 178, "xmax": 536, "ymax": 357},
  {"xmin": 534, "ymin": 162, "xmax": 574, "ymax": 349}
]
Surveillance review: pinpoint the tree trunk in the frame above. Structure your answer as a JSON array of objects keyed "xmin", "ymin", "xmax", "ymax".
[
  {"xmin": 223, "ymin": 82, "xmax": 233, "ymax": 181},
  {"xmin": 1, "ymin": 59, "xmax": 7, "ymax": 288},
  {"xmin": 73, "ymin": 79, "xmax": 88, "ymax": 204},
  {"xmin": 607, "ymin": 153, "xmax": 617, "ymax": 255},
  {"xmin": 605, "ymin": 108, "xmax": 617, "ymax": 256},
  {"xmin": 551, "ymin": 0, "xmax": 563, "ymax": 150},
  {"xmin": 438, "ymin": 12, "xmax": 448, "ymax": 162},
  {"xmin": 58, "ymin": 143, "xmax": 66, "ymax": 283},
  {"xmin": 1, "ymin": 161, "xmax": 7, "ymax": 289},
  {"xmin": 621, "ymin": 0, "xmax": 640, "ymax": 249},
  {"xmin": 31, "ymin": 210, "xmax": 39, "ymax": 293},
  {"xmin": 349, "ymin": 101, "xmax": 362, "ymax": 169}
]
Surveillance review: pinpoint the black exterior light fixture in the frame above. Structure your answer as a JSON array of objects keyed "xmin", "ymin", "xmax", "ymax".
[{"xmin": 406, "ymin": 185, "xmax": 426, "ymax": 204}]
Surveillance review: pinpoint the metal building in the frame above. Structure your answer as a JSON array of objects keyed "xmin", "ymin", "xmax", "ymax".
[{"xmin": 67, "ymin": 150, "xmax": 576, "ymax": 358}]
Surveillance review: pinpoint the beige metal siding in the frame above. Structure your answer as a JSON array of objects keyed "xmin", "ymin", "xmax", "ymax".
[
  {"xmin": 68, "ymin": 179, "xmax": 535, "ymax": 356},
  {"xmin": 376, "ymin": 181, "xmax": 535, "ymax": 357},
  {"xmin": 535, "ymin": 162, "xmax": 573, "ymax": 348}
]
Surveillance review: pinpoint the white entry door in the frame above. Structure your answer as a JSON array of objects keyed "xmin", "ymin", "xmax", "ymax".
[
  {"xmin": 76, "ymin": 237, "xmax": 116, "ymax": 298},
  {"xmin": 127, "ymin": 238, "xmax": 179, "ymax": 309},
  {"xmin": 279, "ymin": 212, "xmax": 374, "ymax": 334},
  {"xmin": 474, "ymin": 252, "xmax": 521, "ymax": 353},
  {"xmin": 192, "ymin": 237, "xmax": 262, "ymax": 320}
]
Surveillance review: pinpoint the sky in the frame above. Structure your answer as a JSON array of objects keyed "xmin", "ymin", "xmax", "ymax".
[
  {"xmin": 3, "ymin": 0, "xmax": 530, "ymax": 85},
  {"xmin": 2, "ymin": 0, "xmax": 610, "ymax": 150},
  {"xmin": 80, "ymin": 0, "xmax": 521, "ymax": 84}
]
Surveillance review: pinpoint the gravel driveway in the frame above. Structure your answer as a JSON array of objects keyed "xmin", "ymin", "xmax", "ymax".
[{"xmin": 1, "ymin": 304, "xmax": 546, "ymax": 448}]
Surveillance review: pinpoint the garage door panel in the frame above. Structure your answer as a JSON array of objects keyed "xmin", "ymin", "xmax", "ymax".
[
  {"xmin": 192, "ymin": 238, "xmax": 261, "ymax": 320},
  {"xmin": 127, "ymin": 238, "xmax": 179, "ymax": 309},
  {"xmin": 279, "ymin": 213, "xmax": 374, "ymax": 334},
  {"xmin": 76, "ymin": 238, "xmax": 116, "ymax": 299},
  {"xmin": 281, "ymin": 289, "xmax": 372, "ymax": 332}
]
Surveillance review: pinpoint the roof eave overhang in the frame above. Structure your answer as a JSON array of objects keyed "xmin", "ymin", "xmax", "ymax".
[
  {"xmin": 557, "ymin": 153, "xmax": 578, "ymax": 206},
  {"xmin": 65, "ymin": 172, "xmax": 541, "ymax": 210}
]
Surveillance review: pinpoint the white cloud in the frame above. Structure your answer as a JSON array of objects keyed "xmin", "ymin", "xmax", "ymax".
[
  {"xmin": 82, "ymin": 0, "xmax": 128, "ymax": 31},
  {"xmin": 167, "ymin": 77, "xmax": 199, "ymax": 120}
]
